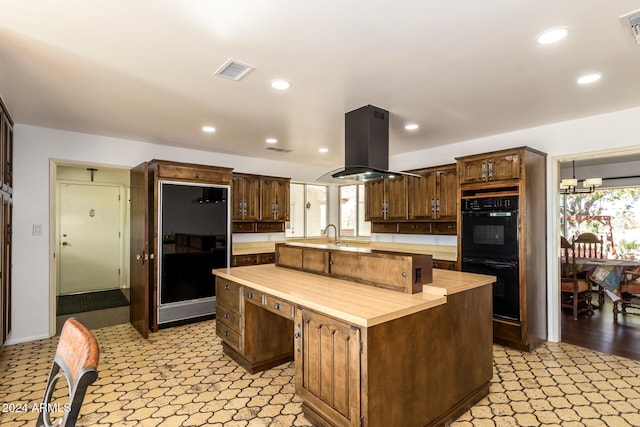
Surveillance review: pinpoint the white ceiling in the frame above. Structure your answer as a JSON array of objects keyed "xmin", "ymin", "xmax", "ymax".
[{"xmin": 1, "ymin": 1, "xmax": 640, "ymax": 168}]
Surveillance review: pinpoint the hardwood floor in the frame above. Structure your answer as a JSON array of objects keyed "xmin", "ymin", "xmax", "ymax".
[{"xmin": 561, "ymin": 296, "xmax": 640, "ymax": 361}]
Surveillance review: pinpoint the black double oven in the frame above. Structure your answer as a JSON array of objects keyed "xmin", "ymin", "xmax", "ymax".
[{"xmin": 461, "ymin": 195, "xmax": 520, "ymax": 321}]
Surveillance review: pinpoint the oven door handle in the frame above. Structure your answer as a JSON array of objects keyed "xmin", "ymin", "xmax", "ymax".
[{"xmin": 464, "ymin": 258, "xmax": 518, "ymax": 269}]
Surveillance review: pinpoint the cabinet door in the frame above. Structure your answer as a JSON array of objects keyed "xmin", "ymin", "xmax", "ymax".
[
  {"xmin": 488, "ymin": 154, "xmax": 520, "ymax": 181},
  {"xmin": 364, "ymin": 179, "xmax": 386, "ymax": 221},
  {"xmin": 435, "ymin": 168, "xmax": 457, "ymax": 220},
  {"xmin": 260, "ymin": 177, "xmax": 289, "ymax": 221},
  {"xmin": 233, "ymin": 175, "xmax": 261, "ymax": 221},
  {"xmin": 231, "ymin": 176, "xmax": 245, "ymax": 220},
  {"xmin": 385, "ymin": 176, "xmax": 408, "ymax": 220},
  {"xmin": 295, "ymin": 309, "xmax": 361, "ymax": 427},
  {"xmin": 459, "ymin": 159, "xmax": 487, "ymax": 184},
  {"xmin": 407, "ymin": 174, "xmax": 430, "ymax": 220}
]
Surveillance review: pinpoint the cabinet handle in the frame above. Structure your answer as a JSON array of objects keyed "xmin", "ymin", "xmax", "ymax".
[
  {"xmin": 274, "ymin": 303, "xmax": 281, "ymax": 310},
  {"xmin": 448, "ymin": 224, "xmax": 455, "ymax": 229},
  {"xmin": 402, "ymin": 271, "xmax": 407, "ymax": 278},
  {"xmin": 224, "ymin": 284, "xmax": 229, "ymax": 291},
  {"xmin": 194, "ymin": 172, "xmax": 200, "ymax": 178},
  {"xmin": 223, "ymin": 330, "xmax": 229, "ymax": 337},
  {"xmin": 431, "ymin": 198, "xmax": 435, "ymax": 215},
  {"xmin": 436, "ymin": 199, "xmax": 441, "ymax": 214},
  {"xmin": 224, "ymin": 313, "xmax": 230, "ymax": 318},
  {"xmin": 248, "ymin": 292, "xmax": 255, "ymax": 299},
  {"xmin": 295, "ymin": 323, "xmax": 302, "ymax": 353},
  {"xmin": 488, "ymin": 160, "xmax": 493, "ymax": 180},
  {"xmin": 481, "ymin": 162, "xmax": 486, "ymax": 181}
]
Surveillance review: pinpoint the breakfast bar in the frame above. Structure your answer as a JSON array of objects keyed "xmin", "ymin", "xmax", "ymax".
[{"xmin": 213, "ymin": 244, "xmax": 496, "ymax": 427}]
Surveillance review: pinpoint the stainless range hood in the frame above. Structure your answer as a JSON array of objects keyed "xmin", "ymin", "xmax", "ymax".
[{"xmin": 319, "ymin": 105, "xmax": 416, "ymax": 183}]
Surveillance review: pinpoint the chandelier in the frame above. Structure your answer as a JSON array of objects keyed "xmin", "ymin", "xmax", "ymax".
[{"xmin": 560, "ymin": 161, "xmax": 602, "ymax": 194}]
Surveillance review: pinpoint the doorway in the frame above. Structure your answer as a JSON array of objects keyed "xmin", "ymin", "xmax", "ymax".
[
  {"xmin": 52, "ymin": 163, "xmax": 131, "ymax": 334},
  {"xmin": 555, "ymin": 149, "xmax": 640, "ymax": 360}
]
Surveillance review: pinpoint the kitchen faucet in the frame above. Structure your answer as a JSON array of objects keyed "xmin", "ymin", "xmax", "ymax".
[{"xmin": 324, "ymin": 224, "xmax": 339, "ymax": 245}]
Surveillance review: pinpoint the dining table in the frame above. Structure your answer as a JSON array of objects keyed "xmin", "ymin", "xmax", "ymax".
[{"xmin": 565, "ymin": 257, "xmax": 640, "ymax": 317}]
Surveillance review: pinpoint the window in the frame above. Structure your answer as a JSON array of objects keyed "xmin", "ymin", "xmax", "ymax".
[
  {"xmin": 339, "ymin": 185, "xmax": 370, "ymax": 237},
  {"xmin": 287, "ymin": 183, "xmax": 328, "ymax": 238},
  {"xmin": 561, "ymin": 188, "xmax": 640, "ymax": 260}
]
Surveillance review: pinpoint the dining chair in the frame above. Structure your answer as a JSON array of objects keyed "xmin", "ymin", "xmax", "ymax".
[
  {"xmin": 573, "ymin": 232, "xmax": 606, "ymax": 307},
  {"xmin": 36, "ymin": 318, "xmax": 100, "ymax": 427},
  {"xmin": 613, "ymin": 273, "xmax": 640, "ymax": 322},
  {"xmin": 561, "ymin": 236, "xmax": 593, "ymax": 320}
]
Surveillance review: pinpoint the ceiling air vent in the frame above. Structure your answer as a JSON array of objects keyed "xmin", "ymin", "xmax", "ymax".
[
  {"xmin": 214, "ymin": 58, "xmax": 256, "ymax": 81},
  {"xmin": 623, "ymin": 10, "xmax": 640, "ymax": 45},
  {"xmin": 265, "ymin": 146, "xmax": 292, "ymax": 153}
]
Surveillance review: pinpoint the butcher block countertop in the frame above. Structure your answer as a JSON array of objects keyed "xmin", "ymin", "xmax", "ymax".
[{"xmin": 213, "ymin": 264, "xmax": 494, "ymax": 327}]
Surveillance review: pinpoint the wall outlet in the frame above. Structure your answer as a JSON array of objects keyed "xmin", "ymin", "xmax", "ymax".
[{"xmin": 32, "ymin": 224, "xmax": 43, "ymax": 236}]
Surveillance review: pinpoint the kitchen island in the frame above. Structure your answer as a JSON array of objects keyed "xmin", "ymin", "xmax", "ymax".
[{"xmin": 213, "ymin": 262, "xmax": 495, "ymax": 427}]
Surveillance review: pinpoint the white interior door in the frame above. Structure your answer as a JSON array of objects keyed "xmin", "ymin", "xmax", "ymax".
[{"xmin": 59, "ymin": 183, "xmax": 122, "ymax": 295}]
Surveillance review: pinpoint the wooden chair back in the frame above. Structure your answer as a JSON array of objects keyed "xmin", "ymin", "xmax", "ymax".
[
  {"xmin": 560, "ymin": 236, "xmax": 576, "ymax": 278},
  {"xmin": 573, "ymin": 232, "xmax": 604, "ymax": 258},
  {"xmin": 36, "ymin": 318, "xmax": 100, "ymax": 427}
]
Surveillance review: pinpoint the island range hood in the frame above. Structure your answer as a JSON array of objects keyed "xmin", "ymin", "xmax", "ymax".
[{"xmin": 319, "ymin": 105, "xmax": 416, "ymax": 183}]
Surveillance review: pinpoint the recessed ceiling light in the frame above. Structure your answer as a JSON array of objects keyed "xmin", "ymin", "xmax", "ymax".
[
  {"xmin": 202, "ymin": 126, "xmax": 216, "ymax": 133},
  {"xmin": 577, "ymin": 73, "xmax": 602, "ymax": 85},
  {"xmin": 265, "ymin": 138, "xmax": 278, "ymax": 144},
  {"xmin": 318, "ymin": 147, "xmax": 329, "ymax": 153},
  {"xmin": 536, "ymin": 27, "xmax": 570, "ymax": 45},
  {"xmin": 405, "ymin": 123, "xmax": 419, "ymax": 131},
  {"xmin": 270, "ymin": 79, "xmax": 291, "ymax": 90}
]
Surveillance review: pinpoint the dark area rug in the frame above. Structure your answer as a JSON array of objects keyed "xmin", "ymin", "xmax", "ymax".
[{"xmin": 57, "ymin": 289, "xmax": 129, "ymax": 315}]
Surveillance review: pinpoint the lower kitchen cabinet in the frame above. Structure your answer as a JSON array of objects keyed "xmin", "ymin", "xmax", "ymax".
[{"xmin": 295, "ymin": 308, "xmax": 361, "ymax": 427}]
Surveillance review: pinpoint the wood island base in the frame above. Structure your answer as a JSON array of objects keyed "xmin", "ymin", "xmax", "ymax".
[{"xmin": 214, "ymin": 265, "xmax": 494, "ymax": 427}]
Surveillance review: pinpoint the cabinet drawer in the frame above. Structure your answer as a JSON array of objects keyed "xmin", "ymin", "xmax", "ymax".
[
  {"xmin": 371, "ymin": 222, "xmax": 398, "ymax": 233},
  {"xmin": 256, "ymin": 222, "xmax": 285, "ymax": 232},
  {"xmin": 233, "ymin": 222, "xmax": 255, "ymax": 233},
  {"xmin": 216, "ymin": 324, "xmax": 242, "ymax": 352},
  {"xmin": 263, "ymin": 295, "xmax": 295, "ymax": 320},
  {"xmin": 244, "ymin": 288, "xmax": 264, "ymax": 304},
  {"xmin": 216, "ymin": 278, "xmax": 241, "ymax": 312},
  {"xmin": 157, "ymin": 164, "xmax": 231, "ymax": 183},
  {"xmin": 432, "ymin": 222, "xmax": 457, "ymax": 235},
  {"xmin": 258, "ymin": 252, "xmax": 276, "ymax": 264},
  {"xmin": 398, "ymin": 222, "xmax": 431, "ymax": 234},
  {"xmin": 233, "ymin": 254, "xmax": 258, "ymax": 266},
  {"xmin": 217, "ymin": 304, "xmax": 241, "ymax": 331}
]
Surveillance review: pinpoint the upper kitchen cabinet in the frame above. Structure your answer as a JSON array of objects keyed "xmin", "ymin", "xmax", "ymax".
[
  {"xmin": 407, "ymin": 164, "xmax": 457, "ymax": 221},
  {"xmin": 458, "ymin": 152, "xmax": 520, "ymax": 185},
  {"xmin": 261, "ymin": 176, "xmax": 290, "ymax": 222},
  {"xmin": 364, "ymin": 175, "xmax": 408, "ymax": 222},
  {"xmin": 232, "ymin": 174, "xmax": 260, "ymax": 221},
  {"xmin": 231, "ymin": 173, "xmax": 290, "ymax": 233}
]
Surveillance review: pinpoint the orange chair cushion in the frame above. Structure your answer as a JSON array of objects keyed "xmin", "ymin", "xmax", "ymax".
[
  {"xmin": 561, "ymin": 278, "xmax": 589, "ymax": 293},
  {"xmin": 621, "ymin": 281, "xmax": 640, "ymax": 295}
]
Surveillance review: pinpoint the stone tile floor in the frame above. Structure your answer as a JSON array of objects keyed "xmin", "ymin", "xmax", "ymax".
[{"xmin": 1, "ymin": 320, "xmax": 639, "ymax": 426}]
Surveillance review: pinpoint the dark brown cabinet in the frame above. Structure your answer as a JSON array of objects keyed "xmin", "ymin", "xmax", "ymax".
[
  {"xmin": 365, "ymin": 176, "xmax": 408, "ymax": 221},
  {"xmin": 231, "ymin": 174, "xmax": 260, "ymax": 221},
  {"xmin": 457, "ymin": 146, "xmax": 547, "ymax": 351},
  {"xmin": 366, "ymin": 164, "xmax": 457, "ymax": 235},
  {"xmin": 0, "ymin": 96, "xmax": 12, "ymax": 351},
  {"xmin": 231, "ymin": 173, "xmax": 290, "ymax": 232},
  {"xmin": 459, "ymin": 152, "xmax": 520, "ymax": 185},
  {"xmin": 408, "ymin": 164, "xmax": 457, "ymax": 221}
]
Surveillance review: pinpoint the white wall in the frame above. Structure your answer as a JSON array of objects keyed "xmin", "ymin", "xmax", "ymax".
[
  {"xmin": 10, "ymin": 106, "xmax": 640, "ymax": 344},
  {"xmin": 10, "ymin": 125, "xmax": 328, "ymax": 344}
]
